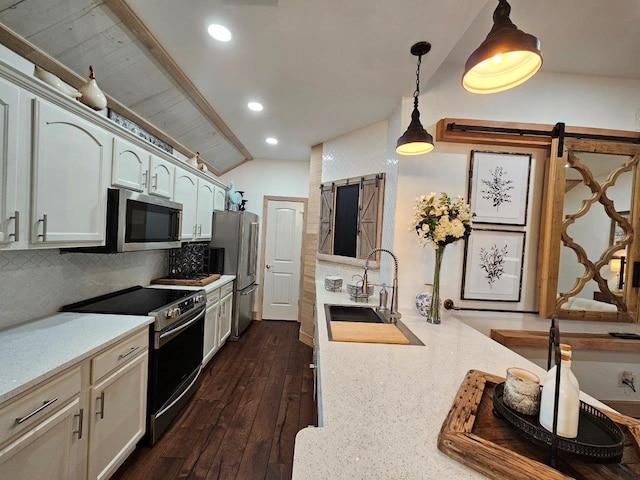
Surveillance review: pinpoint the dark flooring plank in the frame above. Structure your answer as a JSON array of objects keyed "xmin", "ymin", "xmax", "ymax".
[{"xmin": 112, "ymin": 320, "xmax": 315, "ymax": 480}]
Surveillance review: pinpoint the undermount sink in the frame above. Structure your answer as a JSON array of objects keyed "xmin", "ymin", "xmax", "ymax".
[
  {"xmin": 324, "ymin": 304, "xmax": 424, "ymax": 346},
  {"xmin": 326, "ymin": 304, "xmax": 386, "ymax": 323}
]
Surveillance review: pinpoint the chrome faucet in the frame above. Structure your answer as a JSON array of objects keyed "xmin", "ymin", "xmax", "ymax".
[{"xmin": 362, "ymin": 248, "xmax": 401, "ymax": 322}]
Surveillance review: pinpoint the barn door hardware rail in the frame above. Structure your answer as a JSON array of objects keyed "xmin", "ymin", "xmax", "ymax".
[{"xmin": 436, "ymin": 118, "xmax": 640, "ymax": 155}]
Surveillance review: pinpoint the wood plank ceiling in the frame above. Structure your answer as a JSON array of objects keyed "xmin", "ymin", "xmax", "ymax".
[{"xmin": 0, "ymin": 0, "xmax": 251, "ymax": 175}]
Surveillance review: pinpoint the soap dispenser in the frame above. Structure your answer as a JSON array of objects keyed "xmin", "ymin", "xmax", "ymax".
[{"xmin": 377, "ymin": 284, "xmax": 388, "ymax": 312}]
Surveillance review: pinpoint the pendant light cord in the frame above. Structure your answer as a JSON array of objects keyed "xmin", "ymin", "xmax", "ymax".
[{"xmin": 413, "ymin": 55, "xmax": 422, "ymax": 109}]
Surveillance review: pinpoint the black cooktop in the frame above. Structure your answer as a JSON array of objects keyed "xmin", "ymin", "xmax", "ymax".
[{"xmin": 61, "ymin": 286, "xmax": 194, "ymax": 316}]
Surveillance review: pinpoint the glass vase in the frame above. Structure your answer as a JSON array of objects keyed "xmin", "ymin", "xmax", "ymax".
[{"xmin": 428, "ymin": 245, "xmax": 445, "ymax": 324}]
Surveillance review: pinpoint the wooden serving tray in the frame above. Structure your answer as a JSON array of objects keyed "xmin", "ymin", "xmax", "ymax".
[
  {"xmin": 438, "ymin": 370, "xmax": 640, "ymax": 480},
  {"xmin": 151, "ymin": 274, "xmax": 221, "ymax": 287}
]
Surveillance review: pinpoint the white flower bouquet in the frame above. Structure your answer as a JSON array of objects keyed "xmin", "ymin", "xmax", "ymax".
[{"xmin": 412, "ymin": 192, "xmax": 473, "ymax": 248}]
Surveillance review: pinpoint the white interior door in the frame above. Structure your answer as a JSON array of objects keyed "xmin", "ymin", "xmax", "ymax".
[{"xmin": 262, "ymin": 200, "xmax": 304, "ymax": 321}]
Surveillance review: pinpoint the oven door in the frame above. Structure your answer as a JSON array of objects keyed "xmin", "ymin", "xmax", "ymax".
[{"xmin": 147, "ymin": 305, "xmax": 204, "ymax": 444}]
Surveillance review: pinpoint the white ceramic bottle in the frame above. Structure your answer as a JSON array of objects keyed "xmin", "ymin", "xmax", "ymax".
[
  {"xmin": 79, "ymin": 65, "xmax": 107, "ymax": 111},
  {"xmin": 538, "ymin": 345, "xmax": 580, "ymax": 438},
  {"xmin": 543, "ymin": 343, "xmax": 579, "ymax": 390}
]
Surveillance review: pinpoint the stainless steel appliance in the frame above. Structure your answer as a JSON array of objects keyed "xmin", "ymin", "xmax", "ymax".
[
  {"xmin": 62, "ymin": 286, "xmax": 206, "ymax": 444},
  {"xmin": 210, "ymin": 210, "xmax": 259, "ymax": 339},
  {"xmin": 71, "ymin": 188, "xmax": 182, "ymax": 253}
]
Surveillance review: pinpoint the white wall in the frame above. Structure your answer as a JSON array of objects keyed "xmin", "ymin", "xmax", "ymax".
[
  {"xmin": 386, "ymin": 64, "xmax": 640, "ymax": 401},
  {"xmin": 316, "ymin": 119, "xmax": 399, "ymax": 289},
  {"xmin": 218, "ymin": 158, "xmax": 310, "ymax": 295},
  {"xmin": 218, "ymin": 158, "xmax": 310, "ymax": 216}
]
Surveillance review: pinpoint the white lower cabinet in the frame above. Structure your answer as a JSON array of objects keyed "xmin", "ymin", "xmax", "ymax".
[
  {"xmin": 0, "ymin": 367, "xmax": 83, "ymax": 479},
  {"xmin": 87, "ymin": 330, "xmax": 148, "ymax": 480},
  {"xmin": 0, "ymin": 327, "xmax": 149, "ymax": 480},
  {"xmin": 0, "ymin": 399, "xmax": 83, "ymax": 479},
  {"xmin": 203, "ymin": 293, "xmax": 220, "ymax": 366},
  {"xmin": 203, "ymin": 280, "xmax": 234, "ymax": 366},
  {"xmin": 88, "ymin": 352, "xmax": 147, "ymax": 480},
  {"xmin": 219, "ymin": 292, "xmax": 233, "ymax": 345}
]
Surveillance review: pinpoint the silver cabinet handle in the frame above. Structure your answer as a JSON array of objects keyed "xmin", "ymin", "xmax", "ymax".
[
  {"xmin": 193, "ymin": 224, "xmax": 197, "ymax": 237},
  {"xmin": 9, "ymin": 210, "xmax": 18, "ymax": 241},
  {"xmin": 37, "ymin": 214, "xmax": 47, "ymax": 241},
  {"xmin": 142, "ymin": 170, "xmax": 149, "ymax": 188},
  {"xmin": 152, "ymin": 173, "xmax": 158, "ymax": 190},
  {"xmin": 15, "ymin": 398, "xmax": 58, "ymax": 424},
  {"xmin": 118, "ymin": 346, "xmax": 140, "ymax": 360},
  {"xmin": 74, "ymin": 408, "xmax": 84, "ymax": 439},
  {"xmin": 266, "ymin": 264, "xmax": 272, "ymax": 269},
  {"xmin": 96, "ymin": 391, "xmax": 105, "ymax": 419},
  {"xmin": 198, "ymin": 224, "xmax": 202, "ymax": 235}
]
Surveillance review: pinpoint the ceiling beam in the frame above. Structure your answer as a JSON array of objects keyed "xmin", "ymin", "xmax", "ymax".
[{"xmin": 104, "ymin": 0, "xmax": 253, "ymax": 166}]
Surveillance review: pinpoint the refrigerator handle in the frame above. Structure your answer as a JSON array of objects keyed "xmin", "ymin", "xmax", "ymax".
[{"xmin": 249, "ymin": 222, "xmax": 259, "ymax": 276}]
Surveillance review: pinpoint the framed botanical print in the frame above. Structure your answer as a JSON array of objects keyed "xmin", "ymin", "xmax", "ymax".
[
  {"xmin": 461, "ymin": 229, "xmax": 526, "ymax": 302},
  {"xmin": 468, "ymin": 151, "xmax": 532, "ymax": 226}
]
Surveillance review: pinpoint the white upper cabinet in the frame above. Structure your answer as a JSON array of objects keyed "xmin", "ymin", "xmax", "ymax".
[
  {"xmin": 213, "ymin": 184, "xmax": 226, "ymax": 211},
  {"xmin": 148, "ymin": 155, "xmax": 174, "ymax": 199},
  {"xmin": 174, "ymin": 168, "xmax": 215, "ymax": 242},
  {"xmin": 112, "ymin": 138, "xmax": 174, "ymax": 199},
  {"xmin": 31, "ymin": 98, "xmax": 111, "ymax": 247},
  {"xmin": 111, "ymin": 137, "xmax": 146, "ymax": 192},
  {"xmin": 196, "ymin": 180, "xmax": 214, "ymax": 240},
  {"xmin": 0, "ymin": 76, "xmax": 28, "ymax": 249},
  {"xmin": 174, "ymin": 169, "xmax": 198, "ymax": 241}
]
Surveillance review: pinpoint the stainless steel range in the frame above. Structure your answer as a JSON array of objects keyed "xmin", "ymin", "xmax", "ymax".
[{"xmin": 62, "ymin": 285, "xmax": 206, "ymax": 444}]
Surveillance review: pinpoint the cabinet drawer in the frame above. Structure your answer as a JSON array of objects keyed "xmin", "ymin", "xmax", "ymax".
[
  {"xmin": 207, "ymin": 288, "xmax": 220, "ymax": 305},
  {"xmin": 0, "ymin": 367, "xmax": 80, "ymax": 446},
  {"xmin": 91, "ymin": 329, "xmax": 149, "ymax": 383},
  {"xmin": 220, "ymin": 282, "xmax": 234, "ymax": 298}
]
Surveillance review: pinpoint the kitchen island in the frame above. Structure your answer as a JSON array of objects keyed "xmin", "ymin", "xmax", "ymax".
[{"xmin": 292, "ymin": 282, "xmax": 612, "ymax": 479}]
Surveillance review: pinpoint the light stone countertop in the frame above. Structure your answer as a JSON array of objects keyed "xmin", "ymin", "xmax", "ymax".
[
  {"xmin": 0, "ymin": 312, "xmax": 154, "ymax": 404},
  {"xmin": 0, "ymin": 276, "xmax": 235, "ymax": 405},
  {"xmin": 292, "ymin": 282, "xmax": 610, "ymax": 480}
]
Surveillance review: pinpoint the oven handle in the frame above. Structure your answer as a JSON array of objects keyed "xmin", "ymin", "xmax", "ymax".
[
  {"xmin": 155, "ymin": 364, "xmax": 203, "ymax": 419},
  {"xmin": 157, "ymin": 307, "xmax": 205, "ymax": 348}
]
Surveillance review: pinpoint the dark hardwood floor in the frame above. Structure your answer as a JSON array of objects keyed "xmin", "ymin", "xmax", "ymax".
[{"xmin": 112, "ymin": 320, "xmax": 316, "ymax": 480}]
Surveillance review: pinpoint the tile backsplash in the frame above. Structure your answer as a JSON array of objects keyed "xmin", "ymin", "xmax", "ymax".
[{"xmin": 0, "ymin": 249, "xmax": 167, "ymax": 330}]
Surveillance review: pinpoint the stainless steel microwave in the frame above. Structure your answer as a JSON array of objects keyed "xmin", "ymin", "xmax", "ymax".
[
  {"xmin": 108, "ymin": 188, "xmax": 182, "ymax": 252},
  {"xmin": 71, "ymin": 188, "xmax": 183, "ymax": 253}
]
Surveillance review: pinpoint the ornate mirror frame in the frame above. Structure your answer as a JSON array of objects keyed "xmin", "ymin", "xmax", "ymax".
[{"xmin": 538, "ymin": 137, "xmax": 640, "ymax": 322}]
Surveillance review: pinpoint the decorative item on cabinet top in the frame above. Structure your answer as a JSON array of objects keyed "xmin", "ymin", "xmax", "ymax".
[
  {"xmin": 78, "ymin": 65, "xmax": 107, "ymax": 111},
  {"xmin": 33, "ymin": 65, "xmax": 83, "ymax": 99},
  {"xmin": 108, "ymin": 109, "xmax": 174, "ymax": 154},
  {"xmin": 187, "ymin": 151, "xmax": 210, "ymax": 172},
  {"xmin": 227, "ymin": 181, "xmax": 244, "ymax": 211}
]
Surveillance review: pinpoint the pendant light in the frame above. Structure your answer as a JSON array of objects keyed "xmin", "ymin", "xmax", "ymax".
[
  {"xmin": 396, "ymin": 41, "xmax": 434, "ymax": 156},
  {"xmin": 462, "ymin": 0, "xmax": 542, "ymax": 94}
]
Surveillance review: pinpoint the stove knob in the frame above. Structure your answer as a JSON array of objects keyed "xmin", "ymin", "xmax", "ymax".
[
  {"xmin": 194, "ymin": 294, "xmax": 205, "ymax": 304},
  {"xmin": 166, "ymin": 307, "xmax": 180, "ymax": 319}
]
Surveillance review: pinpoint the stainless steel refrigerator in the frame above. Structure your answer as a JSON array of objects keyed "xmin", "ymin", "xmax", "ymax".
[{"xmin": 210, "ymin": 210, "xmax": 259, "ymax": 339}]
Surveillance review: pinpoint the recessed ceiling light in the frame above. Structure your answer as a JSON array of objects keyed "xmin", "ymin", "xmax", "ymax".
[
  {"xmin": 266, "ymin": 137, "xmax": 278, "ymax": 145},
  {"xmin": 247, "ymin": 102, "xmax": 263, "ymax": 112},
  {"xmin": 207, "ymin": 24, "xmax": 231, "ymax": 42}
]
